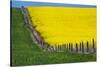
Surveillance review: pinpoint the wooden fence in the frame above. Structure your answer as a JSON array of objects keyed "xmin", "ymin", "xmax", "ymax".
[
  {"xmin": 21, "ymin": 6, "xmax": 45, "ymax": 49},
  {"xmin": 43, "ymin": 38, "xmax": 96, "ymax": 53},
  {"xmin": 21, "ymin": 6, "xmax": 96, "ymax": 53}
]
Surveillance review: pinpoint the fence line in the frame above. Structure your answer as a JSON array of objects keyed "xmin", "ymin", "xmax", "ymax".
[
  {"xmin": 21, "ymin": 6, "xmax": 96, "ymax": 53},
  {"xmin": 45, "ymin": 39, "xmax": 96, "ymax": 53},
  {"xmin": 21, "ymin": 6, "xmax": 45, "ymax": 49}
]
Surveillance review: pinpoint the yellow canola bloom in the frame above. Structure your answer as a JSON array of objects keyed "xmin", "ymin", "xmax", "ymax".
[{"xmin": 27, "ymin": 7, "xmax": 96, "ymax": 47}]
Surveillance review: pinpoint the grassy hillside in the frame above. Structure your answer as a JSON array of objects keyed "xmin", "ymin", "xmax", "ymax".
[{"xmin": 11, "ymin": 8, "xmax": 96, "ymax": 66}]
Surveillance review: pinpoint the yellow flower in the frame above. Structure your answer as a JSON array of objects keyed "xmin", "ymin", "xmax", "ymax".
[{"xmin": 27, "ymin": 6, "xmax": 96, "ymax": 47}]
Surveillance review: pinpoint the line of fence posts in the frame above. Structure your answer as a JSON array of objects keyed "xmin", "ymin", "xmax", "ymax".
[
  {"xmin": 44, "ymin": 39, "xmax": 96, "ymax": 53},
  {"xmin": 21, "ymin": 7, "xmax": 96, "ymax": 53},
  {"xmin": 21, "ymin": 6, "xmax": 46, "ymax": 49}
]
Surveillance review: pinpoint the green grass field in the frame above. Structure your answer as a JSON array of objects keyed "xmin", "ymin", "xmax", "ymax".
[{"xmin": 11, "ymin": 8, "xmax": 96, "ymax": 66}]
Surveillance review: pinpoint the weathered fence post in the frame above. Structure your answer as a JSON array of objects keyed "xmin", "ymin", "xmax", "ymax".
[
  {"xmin": 70, "ymin": 43, "xmax": 73, "ymax": 52},
  {"xmin": 86, "ymin": 41, "xmax": 89, "ymax": 52},
  {"xmin": 69, "ymin": 43, "xmax": 71, "ymax": 51},
  {"xmin": 92, "ymin": 39, "xmax": 96, "ymax": 52},
  {"xmin": 66, "ymin": 44, "xmax": 68, "ymax": 50},
  {"xmin": 75, "ymin": 43, "xmax": 78, "ymax": 52},
  {"xmin": 80, "ymin": 42, "xmax": 82, "ymax": 52},
  {"xmin": 82, "ymin": 41, "xmax": 84, "ymax": 53}
]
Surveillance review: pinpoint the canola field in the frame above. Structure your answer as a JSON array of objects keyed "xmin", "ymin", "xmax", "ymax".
[
  {"xmin": 27, "ymin": 7, "xmax": 96, "ymax": 47},
  {"xmin": 12, "ymin": 8, "xmax": 96, "ymax": 66}
]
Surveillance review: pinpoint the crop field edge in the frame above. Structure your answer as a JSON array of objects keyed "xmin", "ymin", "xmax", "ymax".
[{"xmin": 11, "ymin": 7, "xmax": 96, "ymax": 66}]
